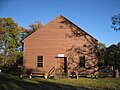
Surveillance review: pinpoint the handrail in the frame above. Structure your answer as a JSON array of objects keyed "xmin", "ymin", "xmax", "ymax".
[{"xmin": 48, "ymin": 66, "xmax": 55, "ymax": 77}]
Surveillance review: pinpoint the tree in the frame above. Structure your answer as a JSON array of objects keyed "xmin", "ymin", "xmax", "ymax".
[
  {"xmin": 105, "ymin": 43, "xmax": 120, "ymax": 67},
  {"xmin": 0, "ymin": 18, "xmax": 42, "ymax": 66},
  {"xmin": 105, "ymin": 42, "xmax": 120, "ymax": 78},
  {"xmin": 97, "ymin": 42, "xmax": 106, "ymax": 66},
  {"xmin": 29, "ymin": 20, "xmax": 42, "ymax": 32},
  {"xmin": 111, "ymin": 14, "xmax": 120, "ymax": 31},
  {"xmin": 0, "ymin": 17, "xmax": 21, "ymax": 66},
  {"xmin": 19, "ymin": 20, "xmax": 43, "ymax": 40}
]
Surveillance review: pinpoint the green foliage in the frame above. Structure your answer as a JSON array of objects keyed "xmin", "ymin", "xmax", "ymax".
[
  {"xmin": 111, "ymin": 14, "xmax": 120, "ymax": 31},
  {"xmin": 97, "ymin": 42, "xmax": 106, "ymax": 66},
  {"xmin": 0, "ymin": 18, "xmax": 42, "ymax": 66},
  {"xmin": 105, "ymin": 42, "xmax": 120, "ymax": 69},
  {"xmin": 16, "ymin": 51, "xmax": 23, "ymax": 66},
  {"xmin": 0, "ymin": 17, "xmax": 21, "ymax": 66}
]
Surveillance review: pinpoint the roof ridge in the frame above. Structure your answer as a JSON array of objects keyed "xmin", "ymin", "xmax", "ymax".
[{"xmin": 23, "ymin": 15, "xmax": 98, "ymax": 42}]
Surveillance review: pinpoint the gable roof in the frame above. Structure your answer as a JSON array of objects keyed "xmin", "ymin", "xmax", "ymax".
[
  {"xmin": 59, "ymin": 15, "xmax": 98, "ymax": 41},
  {"xmin": 22, "ymin": 15, "xmax": 98, "ymax": 42}
]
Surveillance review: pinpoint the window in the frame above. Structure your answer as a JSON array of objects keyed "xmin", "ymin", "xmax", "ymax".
[
  {"xmin": 37, "ymin": 56, "xmax": 43, "ymax": 67},
  {"xmin": 79, "ymin": 56, "xmax": 85, "ymax": 68}
]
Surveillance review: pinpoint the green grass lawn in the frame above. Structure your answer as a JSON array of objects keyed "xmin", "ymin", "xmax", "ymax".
[{"xmin": 0, "ymin": 73, "xmax": 120, "ymax": 90}]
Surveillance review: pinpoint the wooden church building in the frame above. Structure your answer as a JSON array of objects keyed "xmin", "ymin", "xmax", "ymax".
[{"xmin": 22, "ymin": 15, "xmax": 99, "ymax": 78}]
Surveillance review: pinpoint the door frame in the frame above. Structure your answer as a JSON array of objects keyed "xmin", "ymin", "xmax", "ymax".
[{"xmin": 55, "ymin": 57, "xmax": 67, "ymax": 74}]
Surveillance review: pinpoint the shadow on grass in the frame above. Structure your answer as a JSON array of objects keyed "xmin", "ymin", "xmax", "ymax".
[{"xmin": 0, "ymin": 73, "xmax": 89, "ymax": 90}]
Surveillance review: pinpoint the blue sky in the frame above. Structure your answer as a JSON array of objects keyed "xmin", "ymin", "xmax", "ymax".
[{"xmin": 0, "ymin": 0, "xmax": 120, "ymax": 47}]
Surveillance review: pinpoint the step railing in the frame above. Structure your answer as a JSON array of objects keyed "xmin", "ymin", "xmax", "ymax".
[{"xmin": 47, "ymin": 66, "xmax": 55, "ymax": 77}]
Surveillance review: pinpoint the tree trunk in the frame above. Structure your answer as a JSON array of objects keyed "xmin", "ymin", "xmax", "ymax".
[{"xmin": 114, "ymin": 69, "xmax": 119, "ymax": 78}]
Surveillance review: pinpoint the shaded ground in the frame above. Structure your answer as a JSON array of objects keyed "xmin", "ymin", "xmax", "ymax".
[
  {"xmin": 0, "ymin": 73, "xmax": 88, "ymax": 90},
  {"xmin": 0, "ymin": 73, "xmax": 120, "ymax": 90}
]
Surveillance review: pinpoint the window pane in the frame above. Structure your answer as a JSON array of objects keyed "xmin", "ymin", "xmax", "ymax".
[
  {"xmin": 37, "ymin": 56, "xmax": 43, "ymax": 62},
  {"xmin": 38, "ymin": 59, "xmax": 43, "ymax": 62},
  {"xmin": 37, "ymin": 63, "xmax": 43, "ymax": 67},
  {"xmin": 37, "ymin": 56, "xmax": 43, "ymax": 67},
  {"xmin": 79, "ymin": 56, "xmax": 85, "ymax": 68},
  {"xmin": 38, "ymin": 56, "xmax": 42, "ymax": 59}
]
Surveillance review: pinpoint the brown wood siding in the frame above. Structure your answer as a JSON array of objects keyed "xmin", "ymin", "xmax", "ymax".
[{"xmin": 22, "ymin": 15, "xmax": 98, "ymax": 76}]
